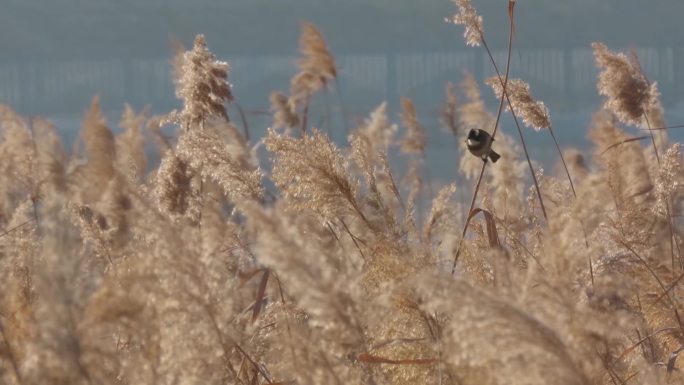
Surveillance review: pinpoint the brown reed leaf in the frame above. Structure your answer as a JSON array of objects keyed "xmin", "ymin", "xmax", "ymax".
[
  {"xmin": 252, "ymin": 269, "xmax": 270, "ymax": 323},
  {"xmin": 468, "ymin": 208, "xmax": 501, "ymax": 249},
  {"xmin": 357, "ymin": 353, "xmax": 439, "ymax": 365},
  {"xmin": 239, "ymin": 268, "xmax": 267, "ymax": 287},
  {"xmin": 667, "ymin": 345, "xmax": 684, "ymax": 373},
  {"xmin": 600, "ymin": 135, "xmax": 650, "ymax": 155}
]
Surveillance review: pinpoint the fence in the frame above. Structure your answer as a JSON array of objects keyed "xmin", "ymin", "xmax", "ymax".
[{"xmin": 1, "ymin": 45, "xmax": 682, "ymax": 115}]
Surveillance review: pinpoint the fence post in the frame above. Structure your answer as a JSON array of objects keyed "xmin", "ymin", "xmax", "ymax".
[
  {"xmin": 122, "ymin": 59, "xmax": 136, "ymax": 106},
  {"xmin": 19, "ymin": 61, "xmax": 33, "ymax": 113},
  {"xmin": 386, "ymin": 51, "xmax": 397, "ymax": 116},
  {"xmin": 673, "ymin": 43, "xmax": 684, "ymax": 104},
  {"xmin": 563, "ymin": 47, "xmax": 575, "ymax": 111}
]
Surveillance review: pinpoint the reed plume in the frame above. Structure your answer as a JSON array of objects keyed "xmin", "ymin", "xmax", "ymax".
[
  {"xmin": 592, "ymin": 42, "xmax": 655, "ymax": 127},
  {"xmin": 1, "ymin": 5, "xmax": 684, "ymax": 385},
  {"xmin": 448, "ymin": 0, "xmax": 484, "ymax": 47},
  {"xmin": 170, "ymin": 34, "xmax": 233, "ymax": 130},
  {"xmin": 486, "ymin": 78, "xmax": 551, "ymax": 131}
]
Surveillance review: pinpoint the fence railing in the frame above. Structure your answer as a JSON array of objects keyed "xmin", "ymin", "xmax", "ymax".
[{"xmin": 1, "ymin": 45, "xmax": 682, "ymax": 115}]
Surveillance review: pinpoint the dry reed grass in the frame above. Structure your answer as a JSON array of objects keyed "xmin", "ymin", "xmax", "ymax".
[{"xmin": 1, "ymin": 4, "xmax": 683, "ymax": 385}]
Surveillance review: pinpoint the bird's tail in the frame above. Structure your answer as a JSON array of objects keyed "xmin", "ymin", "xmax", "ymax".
[{"xmin": 489, "ymin": 149, "xmax": 501, "ymax": 163}]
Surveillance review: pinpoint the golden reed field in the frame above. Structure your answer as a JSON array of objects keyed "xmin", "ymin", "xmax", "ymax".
[{"xmin": 1, "ymin": 1, "xmax": 683, "ymax": 384}]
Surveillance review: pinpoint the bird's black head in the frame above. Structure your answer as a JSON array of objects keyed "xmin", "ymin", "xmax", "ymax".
[{"xmin": 467, "ymin": 128, "xmax": 479, "ymax": 140}]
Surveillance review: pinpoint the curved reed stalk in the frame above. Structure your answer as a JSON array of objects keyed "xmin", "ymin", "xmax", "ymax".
[{"xmin": 451, "ymin": 1, "xmax": 517, "ymax": 274}]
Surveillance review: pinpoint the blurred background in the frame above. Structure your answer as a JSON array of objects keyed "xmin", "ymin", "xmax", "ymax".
[{"xmin": 2, "ymin": 0, "xmax": 684, "ymax": 180}]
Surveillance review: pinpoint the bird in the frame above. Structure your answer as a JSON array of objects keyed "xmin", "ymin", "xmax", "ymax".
[{"xmin": 466, "ymin": 128, "xmax": 500, "ymax": 163}]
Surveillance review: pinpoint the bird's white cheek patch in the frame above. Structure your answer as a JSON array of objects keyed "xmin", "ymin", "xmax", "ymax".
[{"xmin": 467, "ymin": 139, "xmax": 477, "ymax": 146}]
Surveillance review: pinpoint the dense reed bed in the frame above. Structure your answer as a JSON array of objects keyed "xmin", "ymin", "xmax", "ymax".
[{"xmin": 1, "ymin": 1, "xmax": 683, "ymax": 384}]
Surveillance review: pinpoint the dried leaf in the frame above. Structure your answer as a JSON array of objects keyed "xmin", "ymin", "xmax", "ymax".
[
  {"xmin": 468, "ymin": 208, "xmax": 501, "ymax": 249},
  {"xmin": 668, "ymin": 346, "xmax": 684, "ymax": 373},
  {"xmin": 601, "ymin": 135, "xmax": 650, "ymax": 155},
  {"xmin": 252, "ymin": 269, "xmax": 270, "ymax": 322},
  {"xmin": 239, "ymin": 268, "xmax": 267, "ymax": 287},
  {"xmin": 357, "ymin": 353, "xmax": 439, "ymax": 365}
]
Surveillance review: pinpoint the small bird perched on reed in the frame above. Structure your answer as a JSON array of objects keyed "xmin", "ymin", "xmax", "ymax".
[{"xmin": 466, "ymin": 128, "xmax": 500, "ymax": 163}]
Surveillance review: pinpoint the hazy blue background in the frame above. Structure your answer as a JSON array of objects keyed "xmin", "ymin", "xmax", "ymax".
[{"xmin": 2, "ymin": 0, "xmax": 684, "ymax": 179}]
